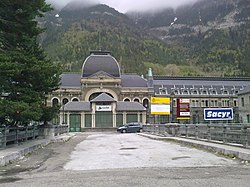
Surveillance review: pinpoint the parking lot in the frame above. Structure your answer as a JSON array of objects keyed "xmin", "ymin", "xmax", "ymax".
[
  {"xmin": 64, "ymin": 133, "xmax": 236, "ymax": 170},
  {"xmin": 1, "ymin": 132, "xmax": 250, "ymax": 187}
]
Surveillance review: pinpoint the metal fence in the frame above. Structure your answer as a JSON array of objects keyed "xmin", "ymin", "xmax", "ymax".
[
  {"xmin": 0, "ymin": 124, "xmax": 69, "ymax": 149},
  {"xmin": 143, "ymin": 124, "xmax": 250, "ymax": 148},
  {"xmin": 0, "ymin": 125, "xmax": 39, "ymax": 149},
  {"xmin": 40, "ymin": 124, "xmax": 69, "ymax": 138}
]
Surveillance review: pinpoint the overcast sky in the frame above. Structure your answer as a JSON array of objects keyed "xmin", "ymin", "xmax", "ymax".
[{"xmin": 46, "ymin": 0, "xmax": 198, "ymax": 13}]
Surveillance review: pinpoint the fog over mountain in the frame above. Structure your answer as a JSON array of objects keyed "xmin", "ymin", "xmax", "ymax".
[
  {"xmin": 42, "ymin": 0, "xmax": 250, "ymax": 76},
  {"xmin": 46, "ymin": 0, "xmax": 198, "ymax": 13}
]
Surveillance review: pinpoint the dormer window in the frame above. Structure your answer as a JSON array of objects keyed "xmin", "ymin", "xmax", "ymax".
[
  {"xmin": 191, "ymin": 89, "xmax": 199, "ymax": 95},
  {"xmin": 223, "ymin": 90, "xmax": 229, "ymax": 95},
  {"xmin": 234, "ymin": 90, "xmax": 239, "ymax": 95},
  {"xmin": 182, "ymin": 89, "xmax": 189, "ymax": 95},
  {"xmin": 201, "ymin": 89, "xmax": 208, "ymax": 95},
  {"xmin": 210, "ymin": 90, "xmax": 217, "ymax": 95},
  {"xmin": 171, "ymin": 89, "xmax": 179, "ymax": 95},
  {"xmin": 159, "ymin": 88, "xmax": 167, "ymax": 95}
]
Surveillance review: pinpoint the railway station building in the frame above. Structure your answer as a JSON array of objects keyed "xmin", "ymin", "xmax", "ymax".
[{"xmin": 46, "ymin": 51, "xmax": 250, "ymax": 131}]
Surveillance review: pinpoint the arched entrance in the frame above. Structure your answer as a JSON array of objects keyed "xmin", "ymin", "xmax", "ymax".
[
  {"xmin": 88, "ymin": 92, "xmax": 114, "ymax": 101},
  {"xmin": 90, "ymin": 92, "xmax": 114, "ymax": 128},
  {"xmin": 84, "ymin": 88, "xmax": 118, "ymax": 102}
]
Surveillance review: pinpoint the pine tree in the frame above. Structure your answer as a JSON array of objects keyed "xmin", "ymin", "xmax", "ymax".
[{"xmin": 0, "ymin": 0, "xmax": 61, "ymax": 126}]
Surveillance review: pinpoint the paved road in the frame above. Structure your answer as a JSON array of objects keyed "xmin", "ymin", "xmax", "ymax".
[
  {"xmin": 64, "ymin": 133, "xmax": 236, "ymax": 170},
  {"xmin": 0, "ymin": 132, "xmax": 250, "ymax": 187}
]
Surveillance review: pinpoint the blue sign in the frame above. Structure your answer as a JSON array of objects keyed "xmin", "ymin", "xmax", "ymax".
[{"xmin": 204, "ymin": 108, "xmax": 233, "ymax": 120}]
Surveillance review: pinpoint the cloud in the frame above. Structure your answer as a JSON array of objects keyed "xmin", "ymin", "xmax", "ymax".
[
  {"xmin": 46, "ymin": 0, "xmax": 100, "ymax": 9},
  {"xmin": 46, "ymin": 0, "xmax": 198, "ymax": 13},
  {"xmin": 101, "ymin": 0, "xmax": 198, "ymax": 12}
]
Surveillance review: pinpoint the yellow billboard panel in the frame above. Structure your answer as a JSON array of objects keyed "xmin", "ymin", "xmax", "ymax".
[
  {"xmin": 150, "ymin": 104, "xmax": 170, "ymax": 115},
  {"xmin": 150, "ymin": 97, "xmax": 170, "ymax": 104}
]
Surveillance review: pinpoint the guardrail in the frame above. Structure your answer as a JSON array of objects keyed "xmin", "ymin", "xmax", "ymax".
[
  {"xmin": 143, "ymin": 124, "xmax": 250, "ymax": 148},
  {"xmin": 0, "ymin": 125, "xmax": 39, "ymax": 149},
  {"xmin": 40, "ymin": 124, "xmax": 69, "ymax": 138},
  {"xmin": 0, "ymin": 124, "xmax": 69, "ymax": 149}
]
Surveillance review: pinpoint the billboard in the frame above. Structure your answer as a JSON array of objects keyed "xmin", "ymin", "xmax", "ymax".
[
  {"xmin": 204, "ymin": 108, "xmax": 233, "ymax": 120},
  {"xmin": 177, "ymin": 98, "xmax": 190, "ymax": 120},
  {"xmin": 150, "ymin": 97, "xmax": 170, "ymax": 115}
]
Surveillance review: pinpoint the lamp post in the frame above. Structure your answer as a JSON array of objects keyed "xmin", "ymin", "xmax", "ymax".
[
  {"xmin": 62, "ymin": 103, "xmax": 65, "ymax": 125},
  {"xmin": 62, "ymin": 89, "xmax": 67, "ymax": 125},
  {"xmin": 170, "ymin": 92, "xmax": 175, "ymax": 123}
]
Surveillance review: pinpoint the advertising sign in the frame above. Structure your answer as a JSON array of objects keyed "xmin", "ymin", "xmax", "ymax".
[
  {"xmin": 96, "ymin": 105, "xmax": 112, "ymax": 112},
  {"xmin": 177, "ymin": 98, "xmax": 190, "ymax": 120},
  {"xmin": 150, "ymin": 97, "xmax": 170, "ymax": 115},
  {"xmin": 204, "ymin": 108, "xmax": 233, "ymax": 120},
  {"xmin": 151, "ymin": 97, "xmax": 170, "ymax": 104}
]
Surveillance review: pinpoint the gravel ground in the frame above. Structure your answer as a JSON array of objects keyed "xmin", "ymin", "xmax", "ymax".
[{"xmin": 0, "ymin": 132, "xmax": 249, "ymax": 187}]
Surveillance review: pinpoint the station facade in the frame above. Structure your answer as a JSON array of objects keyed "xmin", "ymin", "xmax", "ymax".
[
  {"xmin": 238, "ymin": 85, "xmax": 250, "ymax": 123},
  {"xmin": 46, "ymin": 51, "xmax": 250, "ymax": 131}
]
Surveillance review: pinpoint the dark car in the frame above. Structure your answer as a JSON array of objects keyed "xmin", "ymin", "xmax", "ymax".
[{"xmin": 117, "ymin": 122, "xmax": 143, "ymax": 133}]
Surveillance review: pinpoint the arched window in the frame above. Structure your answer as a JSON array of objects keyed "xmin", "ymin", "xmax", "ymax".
[
  {"xmin": 124, "ymin": 98, "xmax": 130, "ymax": 102},
  {"xmin": 143, "ymin": 98, "xmax": 149, "ymax": 108},
  {"xmin": 52, "ymin": 98, "xmax": 59, "ymax": 107},
  {"xmin": 62, "ymin": 98, "xmax": 69, "ymax": 105},
  {"xmin": 72, "ymin": 98, "xmax": 79, "ymax": 102},
  {"xmin": 133, "ymin": 98, "xmax": 140, "ymax": 102}
]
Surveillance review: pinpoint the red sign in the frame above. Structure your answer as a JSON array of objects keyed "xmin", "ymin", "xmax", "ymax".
[{"xmin": 177, "ymin": 98, "xmax": 190, "ymax": 120}]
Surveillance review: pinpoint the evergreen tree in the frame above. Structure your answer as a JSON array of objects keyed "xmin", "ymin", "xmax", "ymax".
[{"xmin": 0, "ymin": 0, "xmax": 61, "ymax": 126}]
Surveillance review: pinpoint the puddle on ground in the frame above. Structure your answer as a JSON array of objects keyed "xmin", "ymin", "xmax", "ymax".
[
  {"xmin": 0, "ymin": 177, "xmax": 23, "ymax": 184},
  {"xmin": 120, "ymin": 148, "xmax": 138, "ymax": 150},
  {"xmin": 172, "ymin": 156, "xmax": 191, "ymax": 160},
  {"xmin": 119, "ymin": 154, "xmax": 132, "ymax": 156}
]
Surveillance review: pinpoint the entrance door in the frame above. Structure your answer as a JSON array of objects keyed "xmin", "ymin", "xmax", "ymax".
[
  {"xmin": 127, "ymin": 113, "xmax": 138, "ymax": 123},
  {"xmin": 69, "ymin": 114, "xmax": 81, "ymax": 132},
  {"xmin": 116, "ymin": 113, "xmax": 123, "ymax": 127},
  {"xmin": 85, "ymin": 114, "xmax": 92, "ymax": 128},
  {"xmin": 95, "ymin": 111, "xmax": 113, "ymax": 128}
]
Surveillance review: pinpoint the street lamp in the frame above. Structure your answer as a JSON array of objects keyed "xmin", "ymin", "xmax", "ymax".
[
  {"xmin": 170, "ymin": 92, "xmax": 175, "ymax": 123},
  {"xmin": 62, "ymin": 89, "xmax": 67, "ymax": 125},
  {"xmin": 62, "ymin": 103, "xmax": 65, "ymax": 124}
]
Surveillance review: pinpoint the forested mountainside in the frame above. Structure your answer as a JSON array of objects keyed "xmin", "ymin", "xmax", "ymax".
[
  {"xmin": 127, "ymin": 0, "xmax": 250, "ymax": 76},
  {"xmin": 41, "ymin": 0, "xmax": 250, "ymax": 76},
  {"xmin": 40, "ymin": 3, "xmax": 184, "ymax": 75}
]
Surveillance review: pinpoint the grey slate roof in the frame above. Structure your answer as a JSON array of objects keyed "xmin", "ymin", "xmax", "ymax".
[
  {"xmin": 60, "ymin": 73, "xmax": 81, "ymax": 89},
  {"xmin": 60, "ymin": 101, "xmax": 145, "ymax": 112},
  {"xmin": 82, "ymin": 54, "xmax": 121, "ymax": 78},
  {"xmin": 60, "ymin": 102, "xmax": 91, "ymax": 112},
  {"xmin": 238, "ymin": 85, "xmax": 250, "ymax": 95},
  {"xmin": 153, "ymin": 76, "xmax": 250, "ymax": 95},
  {"xmin": 59, "ymin": 73, "xmax": 149, "ymax": 89},
  {"xmin": 90, "ymin": 93, "xmax": 115, "ymax": 102},
  {"xmin": 116, "ymin": 102, "xmax": 146, "ymax": 111},
  {"xmin": 121, "ymin": 74, "xmax": 148, "ymax": 87}
]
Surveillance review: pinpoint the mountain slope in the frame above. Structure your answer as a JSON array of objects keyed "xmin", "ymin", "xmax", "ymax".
[
  {"xmin": 127, "ymin": 0, "xmax": 250, "ymax": 76},
  {"xmin": 40, "ymin": 3, "xmax": 186, "ymax": 75},
  {"xmin": 40, "ymin": 0, "xmax": 250, "ymax": 77}
]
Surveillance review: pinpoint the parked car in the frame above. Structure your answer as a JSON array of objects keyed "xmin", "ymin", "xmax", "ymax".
[{"xmin": 117, "ymin": 122, "xmax": 143, "ymax": 133}]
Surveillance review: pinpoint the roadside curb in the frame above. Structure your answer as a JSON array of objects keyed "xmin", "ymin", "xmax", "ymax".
[
  {"xmin": 139, "ymin": 133, "xmax": 250, "ymax": 161},
  {"xmin": 0, "ymin": 133, "xmax": 75, "ymax": 167}
]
